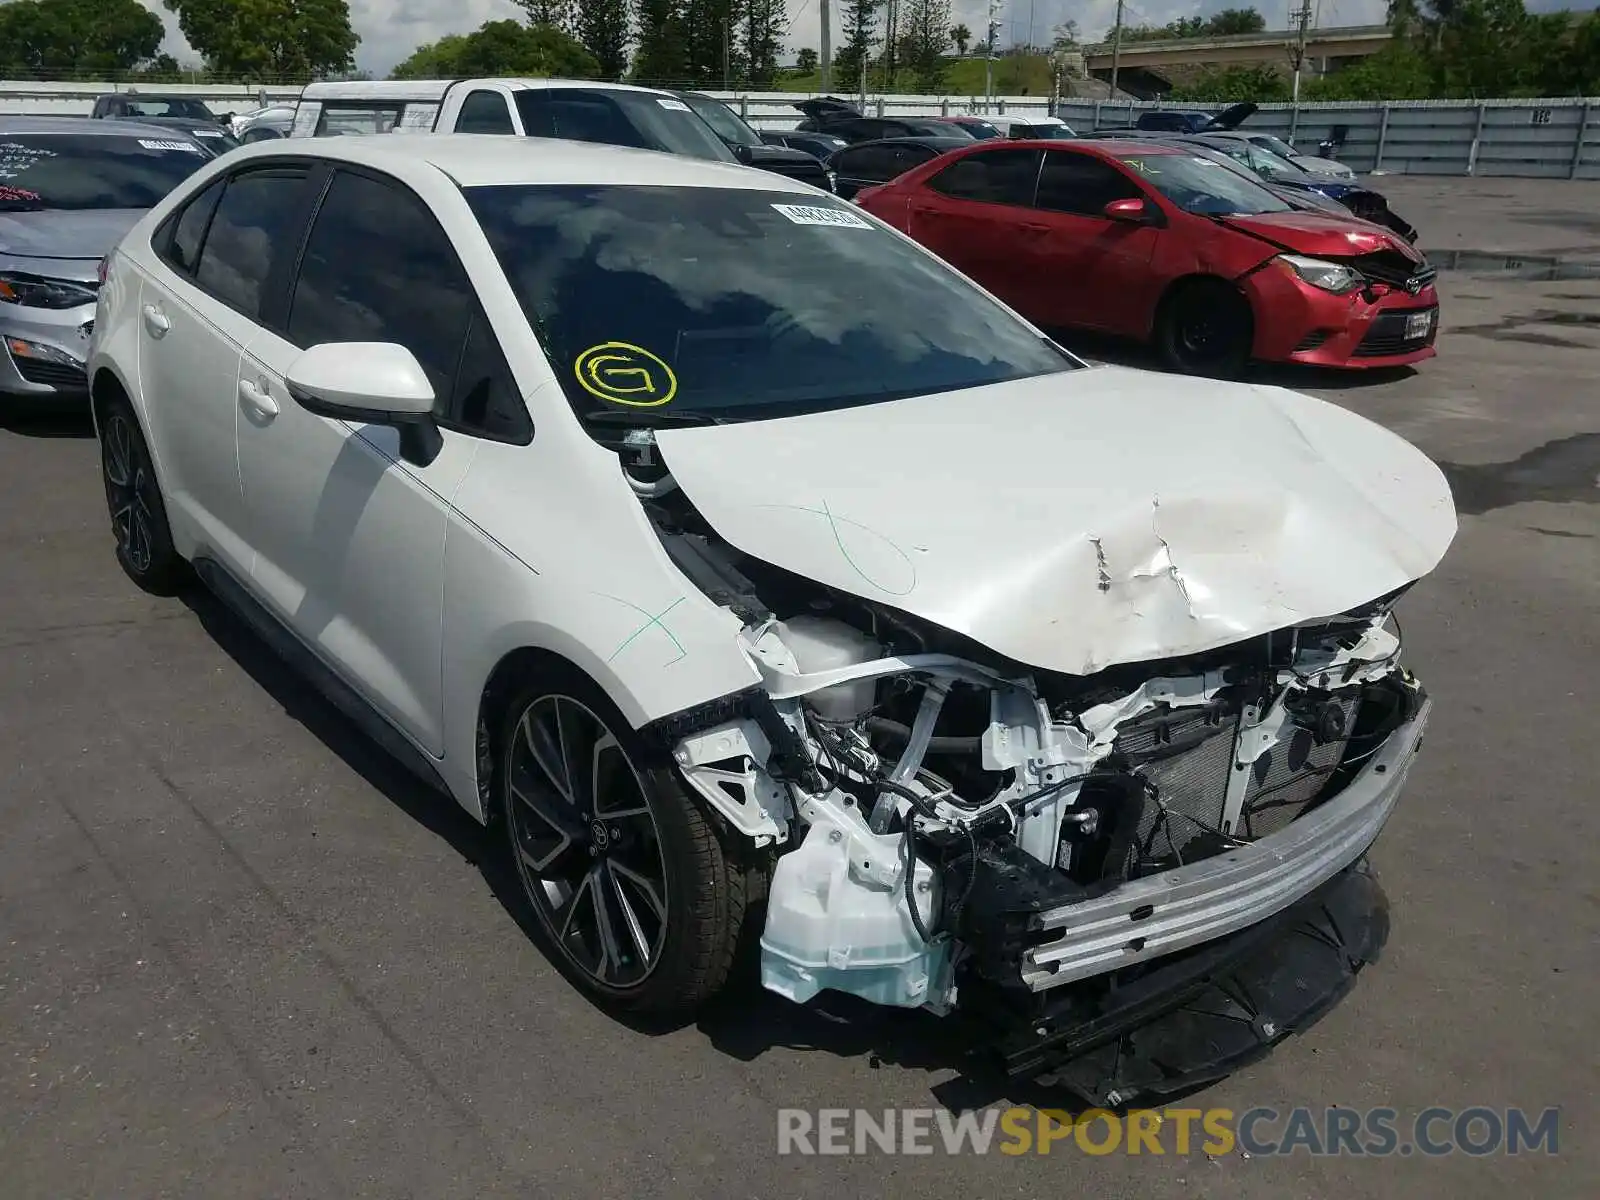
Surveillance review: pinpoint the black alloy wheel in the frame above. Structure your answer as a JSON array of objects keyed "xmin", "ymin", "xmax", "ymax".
[{"xmin": 99, "ymin": 400, "xmax": 184, "ymax": 593}]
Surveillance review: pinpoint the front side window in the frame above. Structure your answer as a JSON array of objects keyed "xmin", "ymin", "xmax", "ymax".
[
  {"xmin": 287, "ymin": 170, "xmax": 527, "ymax": 440},
  {"xmin": 928, "ymin": 148, "xmax": 1042, "ymax": 206},
  {"xmin": 1034, "ymin": 151, "xmax": 1143, "ymax": 216},
  {"xmin": 466, "ymin": 184, "xmax": 1075, "ymax": 427},
  {"xmin": 191, "ymin": 167, "xmax": 309, "ymax": 319},
  {"xmin": 515, "ymin": 91, "xmax": 736, "ymax": 163},
  {"xmin": 0, "ymin": 134, "xmax": 209, "ymax": 211},
  {"xmin": 1110, "ymin": 149, "xmax": 1291, "ymax": 215}
]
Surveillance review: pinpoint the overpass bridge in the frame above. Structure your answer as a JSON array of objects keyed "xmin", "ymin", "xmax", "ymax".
[{"xmin": 1081, "ymin": 24, "xmax": 1394, "ymax": 94}]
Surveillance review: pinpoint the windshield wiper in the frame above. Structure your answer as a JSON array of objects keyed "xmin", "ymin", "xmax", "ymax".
[{"xmin": 584, "ymin": 409, "xmax": 726, "ymax": 427}]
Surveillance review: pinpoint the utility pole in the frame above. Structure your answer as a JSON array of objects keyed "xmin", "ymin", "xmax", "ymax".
[
  {"xmin": 984, "ymin": 0, "xmax": 1001, "ymax": 111},
  {"xmin": 723, "ymin": 9, "xmax": 732, "ymax": 90},
  {"xmin": 886, "ymin": 0, "xmax": 898, "ymax": 93},
  {"xmin": 1289, "ymin": 0, "xmax": 1314, "ymax": 104},
  {"xmin": 820, "ymin": 0, "xmax": 832, "ymax": 90},
  {"xmin": 1108, "ymin": 0, "xmax": 1124, "ymax": 97}
]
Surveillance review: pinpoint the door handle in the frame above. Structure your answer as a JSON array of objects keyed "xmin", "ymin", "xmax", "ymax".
[
  {"xmin": 238, "ymin": 377, "xmax": 279, "ymax": 419},
  {"xmin": 141, "ymin": 304, "xmax": 170, "ymax": 337},
  {"xmin": 1021, "ymin": 223, "xmax": 1053, "ymax": 236}
]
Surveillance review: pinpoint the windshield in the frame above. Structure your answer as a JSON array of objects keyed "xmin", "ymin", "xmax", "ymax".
[
  {"xmin": 466, "ymin": 184, "xmax": 1075, "ymax": 425},
  {"xmin": 515, "ymin": 91, "xmax": 737, "ymax": 163},
  {"xmin": 957, "ymin": 119, "xmax": 1002, "ymax": 138},
  {"xmin": 1111, "ymin": 150, "xmax": 1290, "ymax": 216},
  {"xmin": 1020, "ymin": 121, "xmax": 1075, "ymax": 139},
  {"xmin": 122, "ymin": 97, "xmax": 218, "ymax": 121},
  {"xmin": 0, "ymin": 134, "xmax": 209, "ymax": 210},
  {"xmin": 683, "ymin": 95, "xmax": 759, "ymax": 147},
  {"xmin": 1249, "ymin": 134, "xmax": 1300, "ymax": 159}
]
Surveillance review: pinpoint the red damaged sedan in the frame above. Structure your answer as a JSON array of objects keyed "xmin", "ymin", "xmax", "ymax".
[{"xmin": 855, "ymin": 138, "xmax": 1439, "ymax": 374}]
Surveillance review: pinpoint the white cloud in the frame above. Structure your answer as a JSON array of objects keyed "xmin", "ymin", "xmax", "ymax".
[{"xmin": 144, "ymin": 0, "xmax": 1411, "ymax": 77}]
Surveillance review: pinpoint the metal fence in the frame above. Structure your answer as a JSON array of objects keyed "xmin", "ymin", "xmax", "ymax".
[
  {"xmin": 3, "ymin": 80, "xmax": 1597, "ymax": 179},
  {"xmin": 1055, "ymin": 97, "xmax": 1600, "ymax": 180}
]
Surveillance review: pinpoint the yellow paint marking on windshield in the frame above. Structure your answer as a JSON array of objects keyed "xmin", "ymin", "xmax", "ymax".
[{"xmin": 574, "ymin": 342, "xmax": 678, "ymax": 408}]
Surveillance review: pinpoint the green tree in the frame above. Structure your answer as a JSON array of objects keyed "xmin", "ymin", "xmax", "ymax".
[
  {"xmin": 1166, "ymin": 63, "xmax": 1289, "ymax": 101},
  {"xmin": 745, "ymin": 0, "xmax": 785, "ymax": 84},
  {"xmin": 683, "ymin": 0, "xmax": 745, "ymax": 85},
  {"xmin": 950, "ymin": 22, "xmax": 971, "ymax": 54},
  {"xmin": 576, "ymin": 0, "xmax": 633, "ymax": 77},
  {"xmin": 896, "ymin": 0, "xmax": 950, "ymax": 90},
  {"xmin": 795, "ymin": 46, "xmax": 818, "ymax": 72},
  {"xmin": 834, "ymin": 0, "xmax": 881, "ymax": 86},
  {"xmin": 519, "ymin": 0, "xmax": 577, "ymax": 34},
  {"xmin": 390, "ymin": 19, "xmax": 598, "ymax": 79},
  {"xmin": 162, "ymin": 0, "xmax": 359, "ymax": 79},
  {"xmin": 1207, "ymin": 8, "xmax": 1266, "ymax": 35},
  {"xmin": 633, "ymin": 0, "xmax": 689, "ymax": 81},
  {"xmin": 0, "ymin": 0, "xmax": 164, "ymax": 77},
  {"xmin": 1303, "ymin": 43, "xmax": 1434, "ymax": 99},
  {"xmin": 1051, "ymin": 19, "xmax": 1079, "ymax": 48}
]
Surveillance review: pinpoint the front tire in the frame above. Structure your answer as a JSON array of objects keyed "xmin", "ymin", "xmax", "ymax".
[
  {"xmin": 99, "ymin": 397, "xmax": 186, "ymax": 594},
  {"xmin": 498, "ymin": 666, "xmax": 745, "ymax": 1017},
  {"xmin": 1155, "ymin": 279, "xmax": 1254, "ymax": 377}
]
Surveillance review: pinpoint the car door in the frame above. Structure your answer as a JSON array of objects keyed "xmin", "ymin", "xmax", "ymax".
[
  {"xmin": 1024, "ymin": 149, "xmax": 1163, "ymax": 333},
  {"xmin": 235, "ymin": 166, "xmax": 517, "ymax": 756},
  {"xmin": 904, "ymin": 147, "xmax": 1044, "ymax": 312},
  {"xmin": 138, "ymin": 163, "xmax": 316, "ymax": 573},
  {"xmin": 831, "ymin": 143, "xmax": 932, "ymax": 199}
]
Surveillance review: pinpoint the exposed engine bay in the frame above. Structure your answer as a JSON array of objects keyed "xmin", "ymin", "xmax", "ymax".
[{"xmin": 624, "ymin": 428, "xmax": 1432, "ymax": 1097}]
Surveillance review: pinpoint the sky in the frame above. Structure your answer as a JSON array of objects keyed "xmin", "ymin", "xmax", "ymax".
[{"xmin": 139, "ymin": 0, "xmax": 1587, "ymax": 77}]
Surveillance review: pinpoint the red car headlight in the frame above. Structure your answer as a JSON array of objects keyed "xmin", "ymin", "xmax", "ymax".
[{"xmin": 1274, "ymin": 254, "xmax": 1362, "ymax": 295}]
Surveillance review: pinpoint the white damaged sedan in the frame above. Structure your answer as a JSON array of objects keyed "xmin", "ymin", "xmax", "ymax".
[{"xmin": 88, "ymin": 134, "xmax": 1455, "ymax": 1102}]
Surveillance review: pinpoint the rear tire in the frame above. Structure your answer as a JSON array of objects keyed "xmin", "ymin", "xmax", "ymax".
[
  {"xmin": 497, "ymin": 664, "xmax": 745, "ymax": 1017},
  {"xmin": 1155, "ymin": 279, "xmax": 1254, "ymax": 377},
  {"xmin": 98, "ymin": 397, "xmax": 186, "ymax": 595}
]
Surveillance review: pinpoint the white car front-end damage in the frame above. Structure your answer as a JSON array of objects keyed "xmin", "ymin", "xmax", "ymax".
[{"xmin": 618, "ymin": 365, "xmax": 1453, "ymax": 1099}]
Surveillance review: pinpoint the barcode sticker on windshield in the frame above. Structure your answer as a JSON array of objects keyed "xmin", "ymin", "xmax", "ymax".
[
  {"xmin": 656, "ymin": 98, "xmax": 692, "ymax": 111},
  {"xmin": 138, "ymin": 139, "xmax": 204, "ymax": 153},
  {"xmin": 771, "ymin": 203, "xmax": 872, "ymax": 229}
]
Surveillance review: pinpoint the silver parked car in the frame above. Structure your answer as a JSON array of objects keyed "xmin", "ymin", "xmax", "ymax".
[{"xmin": 0, "ymin": 117, "xmax": 210, "ymax": 404}]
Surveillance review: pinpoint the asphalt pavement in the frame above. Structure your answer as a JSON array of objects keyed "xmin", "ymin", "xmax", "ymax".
[{"xmin": 1, "ymin": 176, "xmax": 1596, "ymax": 1199}]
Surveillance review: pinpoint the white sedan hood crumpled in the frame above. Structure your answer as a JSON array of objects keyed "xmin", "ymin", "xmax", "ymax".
[{"xmin": 654, "ymin": 364, "xmax": 1458, "ymax": 676}]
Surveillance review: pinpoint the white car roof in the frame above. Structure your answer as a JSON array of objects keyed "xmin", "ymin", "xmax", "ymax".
[
  {"xmin": 298, "ymin": 78, "xmax": 682, "ymax": 103},
  {"xmin": 227, "ymin": 132, "xmax": 803, "ymax": 192}
]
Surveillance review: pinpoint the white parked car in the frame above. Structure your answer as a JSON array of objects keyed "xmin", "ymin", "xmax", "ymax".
[{"xmin": 87, "ymin": 135, "xmax": 1454, "ymax": 1102}]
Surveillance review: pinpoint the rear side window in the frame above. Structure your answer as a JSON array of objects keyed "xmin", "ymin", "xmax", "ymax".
[
  {"xmin": 928, "ymin": 149, "xmax": 1042, "ymax": 206},
  {"xmin": 193, "ymin": 167, "xmax": 310, "ymax": 320},
  {"xmin": 161, "ymin": 178, "xmax": 225, "ymax": 275},
  {"xmin": 287, "ymin": 169, "xmax": 528, "ymax": 442},
  {"xmin": 456, "ymin": 91, "xmax": 514, "ymax": 134},
  {"xmin": 315, "ymin": 104, "xmax": 402, "ymax": 136}
]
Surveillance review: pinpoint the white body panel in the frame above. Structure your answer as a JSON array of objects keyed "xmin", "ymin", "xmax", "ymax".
[{"xmin": 656, "ymin": 366, "xmax": 1456, "ymax": 674}]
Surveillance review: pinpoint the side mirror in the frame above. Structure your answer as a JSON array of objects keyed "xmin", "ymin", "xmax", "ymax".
[
  {"xmin": 730, "ymin": 142, "xmax": 755, "ymax": 163},
  {"xmin": 1103, "ymin": 197, "xmax": 1157, "ymax": 224},
  {"xmin": 219, "ymin": 111, "xmax": 234, "ymax": 124},
  {"xmin": 286, "ymin": 342, "xmax": 443, "ymax": 466}
]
